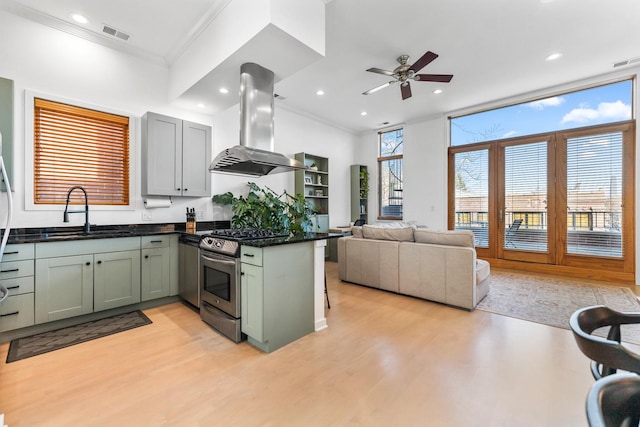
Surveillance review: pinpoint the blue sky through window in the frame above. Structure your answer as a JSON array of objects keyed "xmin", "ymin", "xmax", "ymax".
[{"xmin": 451, "ymin": 80, "xmax": 633, "ymax": 146}]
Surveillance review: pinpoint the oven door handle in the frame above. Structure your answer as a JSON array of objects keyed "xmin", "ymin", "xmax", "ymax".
[{"xmin": 201, "ymin": 254, "xmax": 237, "ymax": 266}]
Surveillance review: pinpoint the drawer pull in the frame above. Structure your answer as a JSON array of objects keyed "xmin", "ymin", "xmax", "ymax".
[
  {"xmin": 150, "ymin": 240, "xmax": 163, "ymax": 243},
  {"xmin": 0, "ymin": 311, "xmax": 19, "ymax": 317},
  {"xmin": 6, "ymin": 285, "xmax": 19, "ymax": 290},
  {"xmin": 243, "ymin": 254, "xmax": 255, "ymax": 258},
  {"xmin": 4, "ymin": 251, "xmax": 19, "ymax": 255},
  {"xmin": 0, "ymin": 268, "xmax": 19, "ymax": 273}
]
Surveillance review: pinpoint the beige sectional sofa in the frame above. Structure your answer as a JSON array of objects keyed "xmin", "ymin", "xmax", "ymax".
[{"xmin": 337, "ymin": 224, "xmax": 490, "ymax": 310}]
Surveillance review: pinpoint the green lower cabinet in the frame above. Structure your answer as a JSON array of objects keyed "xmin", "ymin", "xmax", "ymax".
[
  {"xmin": 94, "ymin": 250, "xmax": 141, "ymax": 311},
  {"xmin": 240, "ymin": 243, "xmax": 314, "ymax": 353},
  {"xmin": 141, "ymin": 246, "xmax": 171, "ymax": 301},
  {"xmin": 35, "ymin": 255, "xmax": 94, "ymax": 324}
]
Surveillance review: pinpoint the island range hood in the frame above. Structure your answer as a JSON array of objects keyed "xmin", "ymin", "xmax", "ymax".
[{"xmin": 208, "ymin": 63, "xmax": 307, "ymax": 176}]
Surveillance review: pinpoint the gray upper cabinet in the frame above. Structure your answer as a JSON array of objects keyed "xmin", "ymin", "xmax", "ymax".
[{"xmin": 142, "ymin": 112, "xmax": 212, "ymax": 197}]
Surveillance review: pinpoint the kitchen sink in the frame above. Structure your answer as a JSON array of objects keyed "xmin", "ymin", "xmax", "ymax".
[{"xmin": 39, "ymin": 229, "xmax": 135, "ymax": 239}]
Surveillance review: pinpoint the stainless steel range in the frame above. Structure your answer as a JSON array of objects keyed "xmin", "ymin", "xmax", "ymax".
[{"xmin": 198, "ymin": 228, "xmax": 287, "ymax": 342}]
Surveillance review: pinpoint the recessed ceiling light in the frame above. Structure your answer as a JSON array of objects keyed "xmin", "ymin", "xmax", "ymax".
[
  {"xmin": 361, "ymin": 111, "xmax": 367, "ymax": 116},
  {"xmin": 433, "ymin": 89, "xmax": 443, "ymax": 94},
  {"xmin": 197, "ymin": 103, "xmax": 206, "ymax": 108},
  {"xmin": 219, "ymin": 88, "xmax": 229, "ymax": 94},
  {"xmin": 545, "ymin": 52, "xmax": 563, "ymax": 61},
  {"xmin": 316, "ymin": 90, "xmax": 324, "ymax": 96},
  {"xmin": 71, "ymin": 13, "xmax": 89, "ymax": 24}
]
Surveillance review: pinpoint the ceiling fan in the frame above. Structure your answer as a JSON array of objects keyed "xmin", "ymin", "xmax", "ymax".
[{"xmin": 363, "ymin": 51, "xmax": 453, "ymax": 100}]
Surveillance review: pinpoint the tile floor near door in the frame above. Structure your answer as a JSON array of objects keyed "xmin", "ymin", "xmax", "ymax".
[{"xmin": 0, "ymin": 262, "xmax": 628, "ymax": 426}]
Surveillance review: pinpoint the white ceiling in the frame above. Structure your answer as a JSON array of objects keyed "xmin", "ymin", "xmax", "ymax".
[{"xmin": 2, "ymin": 0, "xmax": 640, "ymax": 134}]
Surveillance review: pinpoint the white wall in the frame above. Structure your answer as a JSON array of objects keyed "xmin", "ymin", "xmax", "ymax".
[
  {"xmin": 356, "ymin": 118, "xmax": 449, "ymax": 229},
  {"xmin": 0, "ymin": 11, "xmax": 357, "ymax": 230}
]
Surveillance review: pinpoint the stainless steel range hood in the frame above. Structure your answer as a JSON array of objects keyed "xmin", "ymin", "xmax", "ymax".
[{"xmin": 208, "ymin": 63, "xmax": 307, "ymax": 176}]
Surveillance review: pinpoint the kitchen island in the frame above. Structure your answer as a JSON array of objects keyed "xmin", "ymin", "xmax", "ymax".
[{"xmin": 239, "ymin": 233, "xmax": 339, "ymax": 353}]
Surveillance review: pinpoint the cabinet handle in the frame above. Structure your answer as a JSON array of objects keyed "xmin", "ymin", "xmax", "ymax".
[
  {"xmin": 184, "ymin": 188, "xmax": 188, "ymax": 191},
  {"xmin": 6, "ymin": 285, "xmax": 19, "ymax": 290},
  {"xmin": 0, "ymin": 268, "xmax": 19, "ymax": 273},
  {"xmin": 241, "ymin": 272, "xmax": 245, "ymax": 276},
  {"xmin": 97, "ymin": 260, "xmax": 102, "ymax": 264},
  {"xmin": 243, "ymin": 254, "xmax": 255, "ymax": 258},
  {"xmin": 0, "ymin": 311, "xmax": 19, "ymax": 317},
  {"xmin": 176, "ymin": 188, "xmax": 181, "ymax": 191},
  {"xmin": 145, "ymin": 255, "xmax": 149, "ymax": 259},
  {"xmin": 4, "ymin": 251, "xmax": 18, "ymax": 255},
  {"xmin": 150, "ymin": 240, "xmax": 163, "ymax": 243},
  {"xmin": 86, "ymin": 262, "xmax": 91, "ymax": 266}
]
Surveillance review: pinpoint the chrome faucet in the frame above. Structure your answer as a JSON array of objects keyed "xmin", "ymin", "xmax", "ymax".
[{"xmin": 63, "ymin": 186, "xmax": 91, "ymax": 234}]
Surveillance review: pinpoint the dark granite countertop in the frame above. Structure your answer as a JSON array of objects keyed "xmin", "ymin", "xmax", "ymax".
[
  {"xmin": 4, "ymin": 222, "xmax": 342, "ymax": 247},
  {"xmin": 6, "ymin": 221, "xmax": 231, "ymax": 244},
  {"xmin": 239, "ymin": 232, "xmax": 343, "ymax": 248}
]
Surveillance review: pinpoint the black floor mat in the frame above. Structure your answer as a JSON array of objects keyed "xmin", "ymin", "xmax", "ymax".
[{"xmin": 6, "ymin": 310, "xmax": 152, "ymax": 363}]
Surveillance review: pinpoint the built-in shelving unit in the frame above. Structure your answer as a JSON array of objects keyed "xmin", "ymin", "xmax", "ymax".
[
  {"xmin": 350, "ymin": 164, "xmax": 368, "ymax": 224},
  {"xmin": 295, "ymin": 153, "xmax": 329, "ymax": 232}
]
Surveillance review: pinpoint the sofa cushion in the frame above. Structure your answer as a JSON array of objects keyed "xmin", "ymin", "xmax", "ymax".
[
  {"xmin": 362, "ymin": 225, "xmax": 414, "ymax": 242},
  {"xmin": 476, "ymin": 259, "xmax": 490, "ymax": 283},
  {"xmin": 351, "ymin": 226, "xmax": 364, "ymax": 238},
  {"xmin": 413, "ymin": 229, "xmax": 475, "ymax": 248}
]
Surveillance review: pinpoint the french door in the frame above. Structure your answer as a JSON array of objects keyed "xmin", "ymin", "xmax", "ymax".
[
  {"xmin": 498, "ymin": 136, "xmax": 555, "ymax": 264},
  {"xmin": 449, "ymin": 121, "xmax": 635, "ymax": 277}
]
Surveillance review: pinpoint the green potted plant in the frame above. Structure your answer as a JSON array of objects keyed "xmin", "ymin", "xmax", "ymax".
[
  {"xmin": 212, "ymin": 182, "xmax": 318, "ymax": 234},
  {"xmin": 359, "ymin": 167, "xmax": 369, "ymax": 199}
]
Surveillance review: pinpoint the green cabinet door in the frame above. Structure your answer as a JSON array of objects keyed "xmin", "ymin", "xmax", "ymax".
[
  {"xmin": 35, "ymin": 255, "xmax": 94, "ymax": 324},
  {"xmin": 241, "ymin": 262, "xmax": 264, "ymax": 342},
  {"xmin": 94, "ymin": 250, "xmax": 141, "ymax": 311},
  {"xmin": 141, "ymin": 246, "xmax": 171, "ymax": 301}
]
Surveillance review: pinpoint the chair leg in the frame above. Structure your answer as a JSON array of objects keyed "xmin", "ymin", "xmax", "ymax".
[{"xmin": 324, "ymin": 274, "xmax": 331, "ymax": 309}]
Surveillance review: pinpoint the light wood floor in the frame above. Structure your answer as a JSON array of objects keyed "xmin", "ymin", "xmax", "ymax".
[{"xmin": 0, "ymin": 262, "xmax": 630, "ymax": 426}]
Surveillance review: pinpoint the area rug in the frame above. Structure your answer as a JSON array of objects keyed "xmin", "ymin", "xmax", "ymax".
[
  {"xmin": 6, "ymin": 310, "xmax": 152, "ymax": 363},
  {"xmin": 476, "ymin": 270, "xmax": 640, "ymax": 345}
]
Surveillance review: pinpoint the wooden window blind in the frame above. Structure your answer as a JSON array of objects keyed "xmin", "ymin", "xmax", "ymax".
[{"xmin": 34, "ymin": 98, "xmax": 130, "ymax": 205}]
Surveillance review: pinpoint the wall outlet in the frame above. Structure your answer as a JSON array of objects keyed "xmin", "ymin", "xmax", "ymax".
[
  {"xmin": 142, "ymin": 212, "xmax": 152, "ymax": 221},
  {"xmin": 196, "ymin": 210, "xmax": 204, "ymax": 219}
]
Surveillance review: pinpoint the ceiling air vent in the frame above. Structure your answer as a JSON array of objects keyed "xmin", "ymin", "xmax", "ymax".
[
  {"xmin": 613, "ymin": 56, "xmax": 640, "ymax": 68},
  {"xmin": 102, "ymin": 24, "xmax": 131, "ymax": 42}
]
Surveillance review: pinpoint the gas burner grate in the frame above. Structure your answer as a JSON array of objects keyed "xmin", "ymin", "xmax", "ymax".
[{"xmin": 208, "ymin": 228, "xmax": 288, "ymax": 241}]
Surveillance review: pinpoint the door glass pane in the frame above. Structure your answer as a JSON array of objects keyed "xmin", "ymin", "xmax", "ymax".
[
  {"xmin": 504, "ymin": 142, "xmax": 548, "ymax": 252},
  {"xmin": 454, "ymin": 149, "xmax": 488, "ymax": 246},
  {"xmin": 566, "ymin": 132, "xmax": 623, "ymax": 257}
]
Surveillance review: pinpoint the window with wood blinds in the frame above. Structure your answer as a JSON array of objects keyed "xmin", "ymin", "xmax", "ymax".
[{"xmin": 34, "ymin": 98, "xmax": 130, "ymax": 205}]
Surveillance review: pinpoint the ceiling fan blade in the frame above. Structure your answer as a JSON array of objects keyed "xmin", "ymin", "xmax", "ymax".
[
  {"xmin": 366, "ymin": 67, "xmax": 395, "ymax": 76},
  {"xmin": 400, "ymin": 82, "xmax": 412, "ymax": 100},
  {"xmin": 409, "ymin": 51, "xmax": 438, "ymax": 73},
  {"xmin": 363, "ymin": 81, "xmax": 395, "ymax": 95},
  {"xmin": 414, "ymin": 74, "xmax": 454, "ymax": 83}
]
